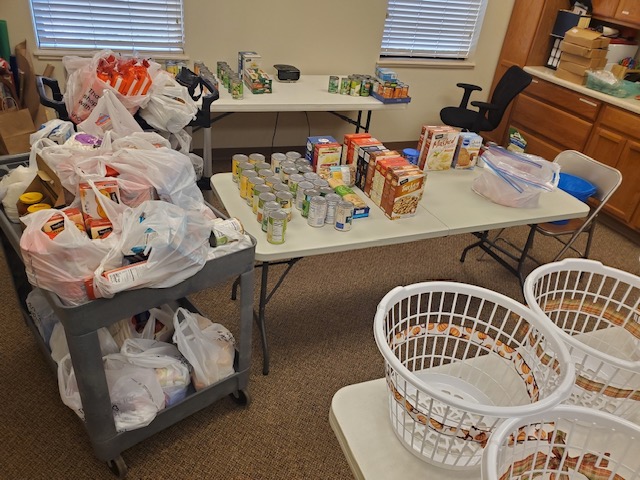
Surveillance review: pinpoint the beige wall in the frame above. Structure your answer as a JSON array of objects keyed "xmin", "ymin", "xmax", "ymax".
[{"xmin": 1, "ymin": 0, "xmax": 515, "ymax": 148}]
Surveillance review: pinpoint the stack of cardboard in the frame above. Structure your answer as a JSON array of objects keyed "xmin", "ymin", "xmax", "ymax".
[{"xmin": 556, "ymin": 27, "xmax": 610, "ymax": 85}]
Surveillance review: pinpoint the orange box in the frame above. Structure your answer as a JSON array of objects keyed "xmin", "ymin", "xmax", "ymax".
[
  {"xmin": 78, "ymin": 180, "xmax": 121, "ymax": 220},
  {"xmin": 364, "ymin": 150, "xmax": 401, "ymax": 197},
  {"xmin": 370, "ymin": 157, "xmax": 407, "ymax": 206},
  {"xmin": 348, "ymin": 137, "xmax": 382, "ymax": 165},
  {"xmin": 342, "ymin": 133, "xmax": 371, "ymax": 165},
  {"xmin": 380, "ymin": 166, "xmax": 426, "ymax": 220},
  {"xmin": 86, "ymin": 218, "xmax": 114, "ymax": 239}
]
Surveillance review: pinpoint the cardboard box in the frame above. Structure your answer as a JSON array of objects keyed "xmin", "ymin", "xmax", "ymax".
[
  {"xmin": 554, "ymin": 66, "xmax": 587, "ymax": 85},
  {"xmin": 306, "ymin": 135, "xmax": 338, "ymax": 161},
  {"xmin": 563, "ymin": 28, "xmax": 610, "ymax": 49},
  {"xmin": 370, "ymin": 157, "xmax": 407, "ymax": 206},
  {"xmin": 0, "ymin": 109, "xmax": 36, "ymax": 155},
  {"xmin": 17, "ymin": 154, "xmax": 69, "ymax": 216},
  {"xmin": 243, "ymin": 67, "xmax": 271, "ymax": 94},
  {"xmin": 348, "ymin": 137, "xmax": 382, "ymax": 165},
  {"xmin": 355, "ymin": 145, "xmax": 388, "ymax": 191},
  {"xmin": 418, "ymin": 127, "xmax": 460, "ymax": 171},
  {"xmin": 313, "ymin": 142, "xmax": 342, "ymax": 174},
  {"xmin": 341, "ymin": 133, "xmax": 371, "ymax": 165},
  {"xmin": 559, "ymin": 52, "xmax": 609, "ymax": 68},
  {"xmin": 452, "ymin": 132, "xmax": 483, "ymax": 169},
  {"xmin": 559, "ymin": 41, "xmax": 608, "ymax": 58},
  {"xmin": 558, "ymin": 58, "xmax": 606, "ymax": 76},
  {"xmin": 238, "ymin": 51, "xmax": 260, "ymax": 80},
  {"xmin": 379, "ymin": 165, "xmax": 425, "ymax": 220},
  {"xmin": 364, "ymin": 150, "xmax": 400, "ymax": 196}
]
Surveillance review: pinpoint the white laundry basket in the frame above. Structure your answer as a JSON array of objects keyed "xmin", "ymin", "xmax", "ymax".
[
  {"xmin": 523, "ymin": 259, "xmax": 640, "ymax": 422},
  {"xmin": 373, "ymin": 282, "xmax": 575, "ymax": 469},
  {"xmin": 482, "ymin": 405, "xmax": 640, "ymax": 480}
]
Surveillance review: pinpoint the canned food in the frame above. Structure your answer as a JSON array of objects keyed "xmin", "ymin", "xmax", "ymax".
[
  {"xmin": 240, "ymin": 170, "xmax": 258, "ymax": 199},
  {"xmin": 253, "ymin": 184, "xmax": 272, "ymax": 214},
  {"xmin": 281, "ymin": 166, "xmax": 298, "ymax": 184},
  {"xmin": 261, "ymin": 201, "xmax": 280, "ymax": 232},
  {"xmin": 340, "ymin": 77, "xmax": 350, "ymax": 95},
  {"xmin": 302, "ymin": 188, "xmax": 320, "ymax": 218},
  {"xmin": 307, "ymin": 195, "xmax": 327, "ymax": 227},
  {"xmin": 267, "ymin": 209, "xmax": 287, "ymax": 245},
  {"xmin": 257, "ymin": 192, "xmax": 277, "ymax": 223},
  {"xmin": 285, "ymin": 151, "xmax": 302, "ymax": 162},
  {"xmin": 360, "ymin": 77, "xmax": 372, "ymax": 97},
  {"xmin": 193, "ymin": 61, "xmax": 205, "ymax": 75},
  {"xmin": 255, "ymin": 161, "xmax": 271, "ymax": 172},
  {"xmin": 324, "ymin": 193, "xmax": 341, "ymax": 224},
  {"xmin": 271, "ymin": 152, "xmax": 286, "ymax": 174},
  {"xmin": 236, "ymin": 161, "xmax": 255, "ymax": 188},
  {"xmin": 303, "ymin": 172, "xmax": 320, "ymax": 182},
  {"xmin": 247, "ymin": 176, "xmax": 265, "ymax": 206},
  {"xmin": 350, "ymin": 76, "xmax": 362, "ymax": 96},
  {"xmin": 232, "ymin": 154, "xmax": 249, "ymax": 183},
  {"xmin": 264, "ymin": 175, "xmax": 280, "ymax": 189},
  {"xmin": 335, "ymin": 200, "xmax": 354, "ymax": 231},
  {"xmin": 312, "ymin": 178, "xmax": 329, "ymax": 189},
  {"xmin": 258, "ymin": 168, "xmax": 274, "ymax": 180},
  {"xmin": 231, "ymin": 75, "xmax": 243, "ymax": 99},
  {"xmin": 273, "ymin": 183, "xmax": 291, "ymax": 193},
  {"xmin": 297, "ymin": 165, "xmax": 314, "ymax": 174},
  {"xmin": 319, "ymin": 186, "xmax": 334, "ymax": 197},
  {"xmin": 276, "ymin": 191, "xmax": 294, "ymax": 221},
  {"xmin": 328, "ymin": 75, "xmax": 339, "ymax": 93},
  {"xmin": 212, "ymin": 217, "xmax": 244, "ymax": 246},
  {"xmin": 294, "ymin": 157, "xmax": 311, "ymax": 168},
  {"xmin": 249, "ymin": 153, "xmax": 266, "ymax": 165},
  {"xmin": 288, "ymin": 173, "xmax": 305, "ymax": 196},
  {"xmin": 295, "ymin": 181, "xmax": 314, "ymax": 210},
  {"xmin": 280, "ymin": 160, "xmax": 296, "ymax": 170}
]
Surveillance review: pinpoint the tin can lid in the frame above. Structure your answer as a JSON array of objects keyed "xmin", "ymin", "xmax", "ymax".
[
  {"xmin": 285, "ymin": 151, "xmax": 302, "ymax": 160},
  {"xmin": 274, "ymin": 184, "xmax": 290, "ymax": 192},
  {"xmin": 325, "ymin": 193, "xmax": 341, "ymax": 202},
  {"xmin": 289, "ymin": 174, "xmax": 305, "ymax": 182},
  {"xmin": 264, "ymin": 201, "xmax": 280, "ymax": 209},
  {"xmin": 238, "ymin": 162, "xmax": 255, "ymax": 170},
  {"xmin": 304, "ymin": 189, "xmax": 320, "ymax": 197},
  {"xmin": 27, "ymin": 202, "xmax": 52, "ymax": 213},
  {"xmin": 255, "ymin": 184, "xmax": 272, "ymax": 194},
  {"xmin": 259, "ymin": 192, "xmax": 277, "ymax": 200},
  {"xmin": 20, "ymin": 192, "xmax": 44, "ymax": 205},
  {"xmin": 297, "ymin": 181, "xmax": 314, "ymax": 189},
  {"xmin": 232, "ymin": 153, "xmax": 249, "ymax": 162},
  {"xmin": 251, "ymin": 177, "xmax": 266, "ymax": 185},
  {"xmin": 276, "ymin": 190, "xmax": 293, "ymax": 200},
  {"xmin": 338, "ymin": 200, "xmax": 354, "ymax": 208},
  {"xmin": 242, "ymin": 170, "xmax": 258, "ymax": 178},
  {"xmin": 269, "ymin": 210, "xmax": 287, "ymax": 220},
  {"xmin": 271, "ymin": 152, "xmax": 286, "ymax": 161},
  {"xmin": 310, "ymin": 195, "xmax": 327, "ymax": 204},
  {"xmin": 255, "ymin": 162, "xmax": 271, "ymax": 171},
  {"xmin": 249, "ymin": 153, "xmax": 266, "ymax": 163}
]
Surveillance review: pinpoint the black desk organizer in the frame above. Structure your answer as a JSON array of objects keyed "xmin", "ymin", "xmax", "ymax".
[{"xmin": 0, "ymin": 154, "xmax": 254, "ymax": 479}]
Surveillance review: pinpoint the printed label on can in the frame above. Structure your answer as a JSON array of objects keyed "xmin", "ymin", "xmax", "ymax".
[
  {"xmin": 267, "ymin": 211, "xmax": 286, "ymax": 244},
  {"xmin": 335, "ymin": 201, "xmax": 354, "ymax": 231}
]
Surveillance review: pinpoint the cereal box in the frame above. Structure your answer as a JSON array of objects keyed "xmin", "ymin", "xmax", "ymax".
[
  {"xmin": 452, "ymin": 132, "xmax": 483, "ymax": 169},
  {"xmin": 380, "ymin": 165, "xmax": 425, "ymax": 220},
  {"xmin": 418, "ymin": 127, "xmax": 460, "ymax": 171}
]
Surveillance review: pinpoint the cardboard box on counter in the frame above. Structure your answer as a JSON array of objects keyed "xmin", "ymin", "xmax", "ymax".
[
  {"xmin": 554, "ymin": 66, "xmax": 587, "ymax": 85},
  {"xmin": 559, "ymin": 41, "xmax": 608, "ymax": 58},
  {"xmin": 563, "ymin": 28, "xmax": 610, "ymax": 49},
  {"xmin": 558, "ymin": 58, "xmax": 607, "ymax": 76},
  {"xmin": 559, "ymin": 52, "xmax": 608, "ymax": 68}
]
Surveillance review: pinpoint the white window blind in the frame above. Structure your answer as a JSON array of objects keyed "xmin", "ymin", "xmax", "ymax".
[
  {"xmin": 30, "ymin": 0, "xmax": 184, "ymax": 53},
  {"xmin": 381, "ymin": 0, "xmax": 487, "ymax": 60}
]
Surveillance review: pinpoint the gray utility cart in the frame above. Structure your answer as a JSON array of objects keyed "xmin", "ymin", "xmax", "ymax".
[{"xmin": 0, "ymin": 153, "xmax": 255, "ymax": 479}]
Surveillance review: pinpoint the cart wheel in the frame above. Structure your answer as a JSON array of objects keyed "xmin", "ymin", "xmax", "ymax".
[
  {"xmin": 106, "ymin": 456, "xmax": 128, "ymax": 479},
  {"xmin": 230, "ymin": 389, "xmax": 251, "ymax": 407}
]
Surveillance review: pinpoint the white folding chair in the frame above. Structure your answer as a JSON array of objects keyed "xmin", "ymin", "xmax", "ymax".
[{"xmin": 463, "ymin": 150, "xmax": 622, "ymax": 285}]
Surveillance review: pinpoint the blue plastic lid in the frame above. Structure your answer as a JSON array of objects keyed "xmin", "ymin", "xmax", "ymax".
[{"xmin": 558, "ymin": 173, "xmax": 597, "ymax": 203}]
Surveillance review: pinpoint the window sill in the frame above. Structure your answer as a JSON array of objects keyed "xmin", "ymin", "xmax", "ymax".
[
  {"xmin": 377, "ymin": 58, "xmax": 477, "ymax": 69},
  {"xmin": 34, "ymin": 48, "xmax": 189, "ymax": 62}
]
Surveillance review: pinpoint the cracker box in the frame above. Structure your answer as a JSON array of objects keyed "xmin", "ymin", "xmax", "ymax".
[
  {"xmin": 313, "ymin": 142, "xmax": 342, "ymax": 175},
  {"xmin": 419, "ymin": 127, "xmax": 460, "ymax": 171},
  {"xmin": 452, "ymin": 132, "xmax": 483, "ymax": 169},
  {"xmin": 380, "ymin": 165, "xmax": 425, "ymax": 220},
  {"xmin": 306, "ymin": 135, "xmax": 338, "ymax": 161},
  {"xmin": 341, "ymin": 133, "xmax": 371, "ymax": 164},
  {"xmin": 348, "ymin": 137, "xmax": 382, "ymax": 165},
  {"xmin": 78, "ymin": 180, "xmax": 121, "ymax": 220},
  {"xmin": 355, "ymin": 144, "xmax": 387, "ymax": 191},
  {"xmin": 364, "ymin": 150, "xmax": 401, "ymax": 197}
]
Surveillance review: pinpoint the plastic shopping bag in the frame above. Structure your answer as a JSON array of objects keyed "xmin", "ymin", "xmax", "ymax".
[
  {"xmin": 58, "ymin": 353, "xmax": 165, "ymax": 432},
  {"xmin": 78, "ymin": 89, "xmax": 143, "ymax": 137},
  {"xmin": 120, "ymin": 338, "xmax": 191, "ymax": 406},
  {"xmin": 49, "ymin": 322, "xmax": 120, "ymax": 364},
  {"xmin": 472, "ymin": 145, "xmax": 560, "ymax": 208},
  {"xmin": 30, "ymin": 119, "xmax": 75, "ymax": 146},
  {"xmin": 20, "ymin": 208, "xmax": 119, "ymax": 305},
  {"xmin": 109, "ymin": 304, "xmax": 176, "ymax": 347},
  {"xmin": 172, "ymin": 308, "xmax": 235, "ymax": 391},
  {"xmin": 139, "ymin": 70, "xmax": 198, "ymax": 133},
  {"xmin": 92, "ymin": 201, "xmax": 212, "ymax": 298}
]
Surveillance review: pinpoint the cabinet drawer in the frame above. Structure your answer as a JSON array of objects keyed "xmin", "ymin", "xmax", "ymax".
[
  {"xmin": 526, "ymin": 77, "xmax": 602, "ymax": 120},
  {"xmin": 509, "ymin": 123, "xmax": 562, "ymax": 161},
  {"xmin": 511, "ymin": 94, "xmax": 593, "ymax": 151},
  {"xmin": 599, "ymin": 105, "xmax": 640, "ymax": 139}
]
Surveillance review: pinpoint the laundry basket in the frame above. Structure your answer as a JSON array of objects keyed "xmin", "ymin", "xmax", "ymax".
[
  {"xmin": 523, "ymin": 259, "xmax": 640, "ymax": 422},
  {"xmin": 373, "ymin": 282, "xmax": 575, "ymax": 469},
  {"xmin": 482, "ymin": 405, "xmax": 640, "ymax": 480}
]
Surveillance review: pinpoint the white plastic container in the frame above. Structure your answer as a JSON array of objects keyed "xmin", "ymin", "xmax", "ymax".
[
  {"xmin": 373, "ymin": 281, "xmax": 575, "ymax": 469},
  {"xmin": 482, "ymin": 405, "xmax": 640, "ymax": 480},
  {"xmin": 524, "ymin": 258, "xmax": 640, "ymax": 423}
]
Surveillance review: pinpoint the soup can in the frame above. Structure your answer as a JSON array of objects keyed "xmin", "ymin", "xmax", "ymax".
[
  {"xmin": 340, "ymin": 77, "xmax": 350, "ymax": 95},
  {"xmin": 335, "ymin": 200, "xmax": 354, "ymax": 232},
  {"xmin": 249, "ymin": 153, "xmax": 266, "ymax": 165},
  {"xmin": 247, "ymin": 176, "xmax": 265, "ymax": 206},
  {"xmin": 295, "ymin": 181, "xmax": 314, "ymax": 210},
  {"xmin": 240, "ymin": 170, "xmax": 258, "ymax": 200},
  {"xmin": 288, "ymin": 173, "xmax": 305, "ymax": 196},
  {"xmin": 257, "ymin": 192, "xmax": 277, "ymax": 224},
  {"xmin": 324, "ymin": 193, "xmax": 341, "ymax": 224},
  {"xmin": 312, "ymin": 178, "xmax": 329, "ymax": 189},
  {"xmin": 261, "ymin": 201, "xmax": 280, "ymax": 232},
  {"xmin": 307, "ymin": 195, "xmax": 327, "ymax": 227},
  {"xmin": 255, "ymin": 161, "xmax": 271, "ymax": 172},
  {"xmin": 253, "ymin": 184, "xmax": 272, "ymax": 214},
  {"xmin": 232, "ymin": 154, "xmax": 249, "ymax": 183},
  {"xmin": 276, "ymin": 190, "xmax": 294, "ymax": 221},
  {"xmin": 328, "ymin": 75, "xmax": 339, "ymax": 93},
  {"xmin": 236, "ymin": 161, "xmax": 255, "ymax": 188},
  {"xmin": 285, "ymin": 151, "xmax": 302, "ymax": 162},
  {"xmin": 271, "ymin": 152, "xmax": 286, "ymax": 174},
  {"xmin": 267, "ymin": 209, "xmax": 287, "ymax": 245},
  {"xmin": 295, "ymin": 157, "xmax": 312, "ymax": 168},
  {"xmin": 302, "ymin": 188, "xmax": 320, "ymax": 218},
  {"xmin": 258, "ymin": 168, "xmax": 274, "ymax": 180},
  {"xmin": 297, "ymin": 165, "xmax": 314, "ymax": 175},
  {"xmin": 303, "ymin": 172, "xmax": 320, "ymax": 182}
]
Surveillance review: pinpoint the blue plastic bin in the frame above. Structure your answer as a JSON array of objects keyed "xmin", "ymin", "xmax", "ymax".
[{"xmin": 551, "ymin": 173, "xmax": 597, "ymax": 225}]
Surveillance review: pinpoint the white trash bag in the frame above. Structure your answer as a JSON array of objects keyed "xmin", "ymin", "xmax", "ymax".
[
  {"xmin": 172, "ymin": 308, "xmax": 235, "ymax": 391},
  {"xmin": 139, "ymin": 70, "xmax": 198, "ymax": 133}
]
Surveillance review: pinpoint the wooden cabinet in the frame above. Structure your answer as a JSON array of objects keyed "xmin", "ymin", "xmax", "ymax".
[
  {"xmin": 591, "ymin": 0, "xmax": 640, "ymax": 26},
  {"xmin": 585, "ymin": 106, "xmax": 640, "ymax": 224}
]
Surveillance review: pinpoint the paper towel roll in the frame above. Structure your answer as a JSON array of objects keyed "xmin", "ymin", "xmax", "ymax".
[{"xmin": 0, "ymin": 20, "xmax": 11, "ymax": 62}]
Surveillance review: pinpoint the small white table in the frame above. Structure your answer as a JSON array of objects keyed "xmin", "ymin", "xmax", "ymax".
[
  {"xmin": 202, "ymin": 75, "xmax": 409, "ymax": 176},
  {"xmin": 330, "ymin": 378, "xmax": 473, "ymax": 480},
  {"xmin": 211, "ymin": 169, "xmax": 589, "ymax": 373}
]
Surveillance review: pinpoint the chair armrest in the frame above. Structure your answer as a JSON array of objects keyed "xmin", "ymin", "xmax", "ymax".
[
  {"xmin": 456, "ymin": 83, "xmax": 482, "ymax": 109},
  {"xmin": 469, "ymin": 101, "xmax": 500, "ymax": 133},
  {"xmin": 35, "ymin": 75, "xmax": 70, "ymax": 121}
]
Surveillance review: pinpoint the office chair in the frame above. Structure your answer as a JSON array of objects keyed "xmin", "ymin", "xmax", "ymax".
[
  {"xmin": 440, "ymin": 65, "xmax": 533, "ymax": 134},
  {"xmin": 463, "ymin": 150, "xmax": 622, "ymax": 285}
]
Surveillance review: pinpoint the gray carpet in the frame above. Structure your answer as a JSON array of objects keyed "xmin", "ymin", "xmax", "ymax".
[{"xmin": 1, "ymin": 189, "xmax": 638, "ymax": 479}]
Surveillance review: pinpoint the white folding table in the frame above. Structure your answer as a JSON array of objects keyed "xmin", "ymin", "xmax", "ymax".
[
  {"xmin": 202, "ymin": 75, "xmax": 409, "ymax": 177},
  {"xmin": 211, "ymin": 169, "xmax": 589, "ymax": 374}
]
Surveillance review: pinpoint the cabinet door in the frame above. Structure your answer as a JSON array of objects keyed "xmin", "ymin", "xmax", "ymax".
[
  {"xmin": 616, "ymin": 0, "xmax": 640, "ymax": 24},
  {"xmin": 612, "ymin": 139, "xmax": 640, "ymax": 223},
  {"xmin": 585, "ymin": 127, "xmax": 633, "ymax": 221},
  {"xmin": 592, "ymin": 0, "xmax": 619, "ymax": 18}
]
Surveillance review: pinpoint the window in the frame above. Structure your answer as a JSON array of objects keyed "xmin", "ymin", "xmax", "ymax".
[
  {"xmin": 29, "ymin": 0, "xmax": 184, "ymax": 54},
  {"xmin": 380, "ymin": 0, "xmax": 487, "ymax": 60}
]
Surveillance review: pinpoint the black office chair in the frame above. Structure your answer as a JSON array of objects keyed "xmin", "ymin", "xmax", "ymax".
[{"xmin": 440, "ymin": 66, "xmax": 533, "ymax": 134}]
